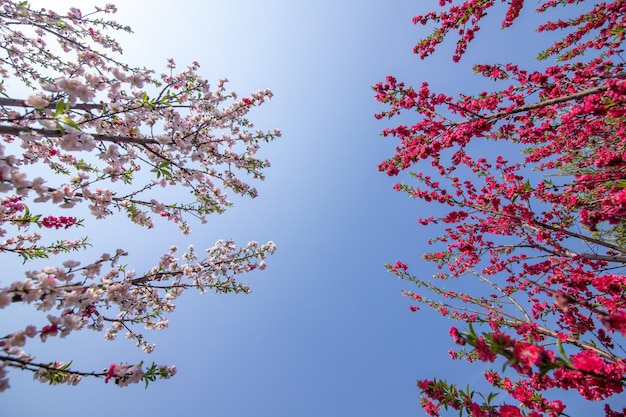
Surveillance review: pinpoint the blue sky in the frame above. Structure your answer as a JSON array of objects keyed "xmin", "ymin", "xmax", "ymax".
[{"xmin": 3, "ymin": 1, "xmax": 624, "ymax": 416}]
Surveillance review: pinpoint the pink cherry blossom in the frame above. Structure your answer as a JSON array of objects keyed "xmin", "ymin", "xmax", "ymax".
[{"xmin": 0, "ymin": 1, "xmax": 279, "ymax": 390}]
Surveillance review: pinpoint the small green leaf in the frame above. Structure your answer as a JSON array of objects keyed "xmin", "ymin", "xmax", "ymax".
[
  {"xmin": 58, "ymin": 117, "xmax": 80, "ymax": 131},
  {"xmin": 54, "ymin": 99, "xmax": 68, "ymax": 117}
]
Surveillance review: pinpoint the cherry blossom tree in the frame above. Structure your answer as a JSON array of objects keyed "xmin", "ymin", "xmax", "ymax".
[
  {"xmin": 0, "ymin": 2, "xmax": 279, "ymax": 389},
  {"xmin": 375, "ymin": 0, "xmax": 626, "ymax": 416}
]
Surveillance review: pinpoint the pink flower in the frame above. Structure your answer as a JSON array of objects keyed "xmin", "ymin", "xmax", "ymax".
[
  {"xmin": 513, "ymin": 341, "xmax": 542, "ymax": 367},
  {"xmin": 549, "ymin": 400, "xmax": 566, "ymax": 416},
  {"xmin": 24, "ymin": 95, "xmax": 49, "ymax": 108},
  {"xmin": 41, "ymin": 215, "xmax": 77, "ymax": 229},
  {"xmin": 601, "ymin": 310, "xmax": 626, "ymax": 336},
  {"xmin": 556, "ymin": 332, "xmax": 569, "ymax": 342},
  {"xmin": 391, "ymin": 261, "xmax": 408, "ymax": 272},
  {"xmin": 502, "ymin": 378, "xmax": 513, "ymax": 390},
  {"xmin": 468, "ymin": 403, "xmax": 487, "ymax": 417},
  {"xmin": 40, "ymin": 323, "xmax": 58, "ymax": 341},
  {"xmin": 474, "ymin": 337, "xmax": 496, "ymax": 362},
  {"xmin": 448, "ymin": 326, "xmax": 466, "ymax": 345},
  {"xmin": 422, "ymin": 400, "xmax": 440, "ymax": 416},
  {"xmin": 499, "ymin": 404, "xmax": 523, "ymax": 417},
  {"xmin": 571, "ymin": 350, "xmax": 604, "ymax": 373},
  {"xmin": 512, "ymin": 384, "xmax": 534, "ymax": 406},
  {"xmin": 105, "ymin": 364, "xmax": 116, "ymax": 384}
]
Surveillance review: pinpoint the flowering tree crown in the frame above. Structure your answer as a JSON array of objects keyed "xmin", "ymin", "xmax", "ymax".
[
  {"xmin": 0, "ymin": 1, "xmax": 279, "ymax": 389},
  {"xmin": 375, "ymin": 0, "xmax": 626, "ymax": 416}
]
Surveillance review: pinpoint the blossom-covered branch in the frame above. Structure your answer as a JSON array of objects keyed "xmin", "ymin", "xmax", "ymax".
[
  {"xmin": 375, "ymin": 0, "xmax": 626, "ymax": 416},
  {"xmin": 0, "ymin": 1, "xmax": 280, "ymax": 390}
]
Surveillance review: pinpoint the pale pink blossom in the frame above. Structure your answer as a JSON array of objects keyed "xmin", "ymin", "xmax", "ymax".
[{"xmin": 25, "ymin": 94, "xmax": 49, "ymax": 108}]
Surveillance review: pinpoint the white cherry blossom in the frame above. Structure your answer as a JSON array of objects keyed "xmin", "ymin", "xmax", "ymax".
[{"xmin": 0, "ymin": 0, "xmax": 279, "ymax": 390}]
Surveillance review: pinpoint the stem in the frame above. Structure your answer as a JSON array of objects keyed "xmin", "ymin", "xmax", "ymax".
[
  {"xmin": 532, "ymin": 220, "xmax": 626, "ymax": 254},
  {"xmin": 0, "ymin": 97, "xmax": 104, "ymax": 111},
  {"xmin": 476, "ymin": 272, "xmax": 533, "ymax": 322},
  {"xmin": 480, "ymin": 75, "xmax": 626, "ymax": 121},
  {"xmin": 0, "ymin": 354, "xmax": 106, "ymax": 378}
]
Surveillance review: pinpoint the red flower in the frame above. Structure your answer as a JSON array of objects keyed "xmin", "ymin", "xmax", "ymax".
[
  {"xmin": 549, "ymin": 400, "xmax": 566, "ymax": 416},
  {"xmin": 499, "ymin": 404, "xmax": 523, "ymax": 417},
  {"xmin": 513, "ymin": 341, "xmax": 542, "ymax": 367},
  {"xmin": 475, "ymin": 337, "xmax": 496, "ymax": 362},
  {"xmin": 422, "ymin": 400, "xmax": 440, "ymax": 416},
  {"xmin": 391, "ymin": 261, "xmax": 408, "ymax": 272},
  {"xmin": 571, "ymin": 350, "xmax": 604, "ymax": 373},
  {"xmin": 468, "ymin": 402, "xmax": 487, "ymax": 417},
  {"xmin": 448, "ymin": 326, "xmax": 466, "ymax": 345},
  {"xmin": 40, "ymin": 323, "xmax": 58, "ymax": 341},
  {"xmin": 41, "ymin": 215, "xmax": 77, "ymax": 229},
  {"xmin": 105, "ymin": 364, "xmax": 116, "ymax": 384},
  {"xmin": 601, "ymin": 310, "xmax": 626, "ymax": 336}
]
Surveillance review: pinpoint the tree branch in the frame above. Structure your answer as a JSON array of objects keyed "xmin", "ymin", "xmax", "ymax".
[
  {"xmin": 0, "ymin": 97, "xmax": 104, "ymax": 111},
  {"xmin": 0, "ymin": 353, "xmax": 106, "ymax": 377},
  {"xmin": 480, "ymin": 72, "xmax": 626, "ymax": 121},
  {"xmin": 0, "ymin": 124, "xmax": 158, "ymax": 145}
]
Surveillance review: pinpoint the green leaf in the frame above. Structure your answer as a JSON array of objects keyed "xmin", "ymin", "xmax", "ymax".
[
  {"xmin": 0, "ymin": 80, "xmax": 7, "ymax": 98},
  {"xmin": 54, "ymin": 99, "xmax": 68, "ymax": 117},
  {"xmin": 556, "ymin": 338, "xmax": 569, "ymax": 363},
  {"xmin": 58, "ymin": 116, "xmax": 80, "ymax": 131},
  {"xmin": 150, "ymin": 161, "xmax": 172, "ymax": 179}
]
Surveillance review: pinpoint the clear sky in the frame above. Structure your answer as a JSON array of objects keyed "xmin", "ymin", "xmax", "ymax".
[{"xmin": 3, "ymin": 1, "xmax": 624, "ymax": 416}]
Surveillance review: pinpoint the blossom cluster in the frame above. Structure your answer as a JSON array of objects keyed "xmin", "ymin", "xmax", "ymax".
[{"xmin": 376, "ymin": 0, "xmax": 626, "ymax": 416}]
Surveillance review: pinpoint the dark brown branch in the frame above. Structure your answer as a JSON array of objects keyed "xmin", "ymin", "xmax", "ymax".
[
  {"xmin": 0, "ymin": 124, "xmax": 158, "ymax": 145},
  {"xmin": 532, "ymin": 220, "xmax": 626, "ymax": 255},
  {"xmin": 481, "ymin": 73, "xmax": 626, "ymax": 121},
  {"xmin": 0, "ymin": 97, "xmax": 104, "ymax": 111},
  {"xmin": 0, "ymin": 354, "xmax": 106, "ymax": 377}
]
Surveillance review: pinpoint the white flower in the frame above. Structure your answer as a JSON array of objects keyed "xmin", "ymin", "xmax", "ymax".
[
  {"xmin": 129, "ymin": 74, "xmax": 144, "ymax": 88},
  {"xmin": 62, "ymin": 260, "xmax": 81, "ymax": 268},
  {"xmin": 112, "ymin": 68, "xmax": 127, "ymax": 82},
  {"xmin": 104, "ymin": 328, "xmax": 118, "ymax": 341},
  {"xmin": 8, "ymin": 331, "xmax": 26, "ymax": 347},
  {"xmin": 25, "ymin": 94, "xmax": 49, "ymax": 108},
  {"xmin": 55, "ymin": 78, "xmax": 95, "ymax": 103},
  {"xmin": 141, "ymin": 342, "xmax": 155, "ymax": 353},
  {"xmin": 25, "ymin": 325, "xmax": 38, "ymax": 338}
]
